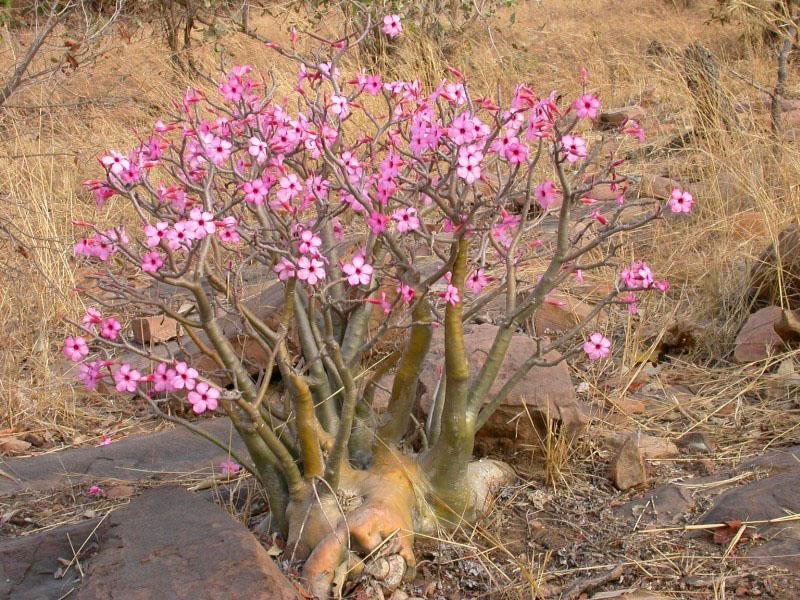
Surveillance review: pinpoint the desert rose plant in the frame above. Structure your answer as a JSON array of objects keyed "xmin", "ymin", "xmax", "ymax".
[{"xmin": 65, "ymin": 15, "xmax": 690, "ymax": 597}]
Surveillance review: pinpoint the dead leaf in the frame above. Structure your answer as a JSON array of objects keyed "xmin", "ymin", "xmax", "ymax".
[{"xmin": 713, "ymin": 520, "xmax": 743, "ymax": 545}]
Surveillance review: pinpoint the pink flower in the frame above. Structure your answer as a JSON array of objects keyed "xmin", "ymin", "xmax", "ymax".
[
  {"xmin": 297, "ymin": 256, "xmax": 326, "ymax": 285},
  {"xmin": 457, "ymin": 144, "xmax": 484, "ymax": 184},
  {"xmin": 172, "ymin": 361, "xmax": 198, "ymax": 391},
  {"xmin": 367, "ymin": 291, "xmax": 392, "ymax": 315},
  {"xmin": 219, "ymin": 459, "xmax": 241, "ymax": 475},
  {"xmin": 99, "ymin": 318, "xmax": 121, "ymax": 341},
  {"xmin": 141, "ymin": 251, "xmax": 164, "ymax": 273},
  {"xmin": 166, "ymin": 221, "xmax": 196, "ymax": 251},
  {"xmin": 574, "ymin": 94, "xmax": 600, "ymax": 119},
  {"xmin": 330, "ymin": 95, "xmax": 350, "ymax": 118},
  {"xmin": 440, "ymin": 284, "xmax": 461, "ymax": 306},
  {"xmin": 98, "ymin": 434, "xmax": 112, "ymax": 446},
  {"xmin": 203, "ymin": 135, "xmax": 232, "ymax": 166},
  {"xmin": 392, "ymin": 207, "xmax": 420, "ymax": 233},
  {"xmin": 86, "ymin": 485, "xmax": 104, "ymax": 497},
  {"xmin": 144, "ymin": 222, "xmax": 169, "ymax": 247},
  {"xmin": 63, "ymin": 336, "xmax": 89, "ymax": 362},
  {"xmin": 504, "ymin": 142, "xmax": 529, "ymax": 164},
  {"xmin": 101, "ymin": 151, "xmax": 130, "ymax": 175},
  {"xmin": 583, "ymin": 332, "xmax": 611, "ymax": 361},
  {"xmin": 619, "ymin": 260, "xmax": 654, "ymax": 290},
  {"xmin": 466, "ymin": 269, "xmax": 490, "ymax": 294},
  {"xmin": 187, "ymin": 381, "xmax": 220, "ymax": 414},
  {"xmin": 561, "ymin": 135, "xmax": 587, "ymax": 163},
  {"xmin": 152, "ymin": 363, "xmax": 177, "ymax": 393},
  {"xmin": 397, "ymin": 283, "xmax": 415, "ymax": 304},
  {"xmin": 113, "ymin": 363, "xmax": 141, "ymax": 393},
  {"xmin": 535, "ymin": 180, "xmax": 559, "ymax": 210},
  {"xmin": 623, "ymin": 119, "xmax": 646, "ymax": 143},
  {"xmin": 654, "ymin": 280, "xmax": 670, "ymax": 293},
  {"xmin": 367, "ymin": 212, "xmax": 389, "ymax": 235},
  {"xmin": 382, "ymin": 14, "xmax": 402, "ymax": 38},
  {"xmin": 189, "ymin": 208, "xmax": 216, "ymax": 238},
  {"xmin": 669, "ymin": 188, "xmax": 694, "ymax": 214},
  {"xmin": 273, "ymin": 258, "xmax": 296, "ymax": 281},
  {"xmin": 79, "ymin": 360, "xmax": 104, "ymax": 391},
  {"xmin": 277, "ymin": 173, "xmax": 302, "ymax": 205},
  {"xmin": 297, "ymin": 229, "xmax": 322, "ymax": 255},
  {"xmin": 243, "ymin": 178, "xmax": 269, "ymax": 205},
  {"xmin": 248, "ymin": 136, "xmax": 268, "ymax": 164},
  {"xmin": 342, "ymin": 254, "xmax": 373, "ymax": 287},
  {"xmin": 82, "ymin": 307, "xmax": 102, "ymax": 328}
]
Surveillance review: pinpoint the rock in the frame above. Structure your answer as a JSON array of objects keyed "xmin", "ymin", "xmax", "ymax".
[
  {"xmin": 741, "ymin": 445, "xmax": 800, "ymax": 475},
  {"xmin": 699, "ymin": 470, "xmax": 800, "ymax": 570},
  {"xmin": 78, "ymin": 486, "xmax": 300, "ymax": 599},
  {"xmin": 130, "ymin": 315, "xmax": 178, "ymax": 344},
  {"xmin": 606, "ymin": 396, "xmax": 646, "ymax": 415},
  {"xmin": 677, "ymin": 431, "xmax": 716, "ymax": 454},
  {"xmin": 0, "ymin": 418, "xmax": 245, "ymax": 495},
  {"xmin": 611, "ymin": 433, "xmax": 648, "ymax": 490},
  {"xmin": 614, "ymin": 483, "xmax": 695, "ymax": 526},
  {"xmin": 596, "ymin": 106, "xmax": 646, "ymax": 130},
  {"xmin": 105, "ymin": 484, "xmax": 136, "ymax": 499},
  {"xmin": 583, "ymin": 182, "xmax": 630, "ymax": 202},
  {"xmin": 418, "ymin": 324, "xmax": 587, "ymax": 447},
  {"xmin": 0, "ymin": 517, "xmax": 107, "ymax": 599},
  {"xmin": 636, "ymin": 174, "xmax": 689, "ymax": 201},
  {"xmin": 0, "ymin": 436, "xmax": 31, "ymax": 456},
  {"xmin": 750, "ymin": 223, "xmax": 800, "ymax": 310},
  {"xmin": 533, "ymin": 294, "xmax": 607, "ymax": 336},
  {"xmin": 733, "ymin": 306, "xmax": 790, "ymax": 363},
  {"xmin": 609, "ymin": 432, "xmax": 679, "ymax": 460}
]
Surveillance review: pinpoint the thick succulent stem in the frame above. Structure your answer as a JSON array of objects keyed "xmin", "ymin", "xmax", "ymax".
[
  {"xmin": 377, "ymin": 298, "xmax": 433, "ymax": 444},
  {"xmin": 423, "ymin": 238, "xmax": 475, "ymax": 513}
]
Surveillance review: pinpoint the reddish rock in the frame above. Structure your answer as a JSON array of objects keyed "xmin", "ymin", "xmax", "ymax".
[
  {"xmin": 611, "ymin": 433, "xmax": 648, "ymax": 490},
  {"xmin": 0, "ymin": 436, "xmax": 31, "ymax": 456},
  {"xmin": 596, "ymin": 106, "xmax": 646, "ymax": 130},
  {"xmin": 606, "ymin": 396, "xmax": 646, "ymax": 415},
  {"xmin": 750, "ymin": 223, "xmax": 800, "ymax": 309},
  {"xmin": 733, "ymin": 306, "xmax": 787, "ymax": 363},
  {"xmin": 78, "ymin": 486, "xmax": 300, "ymax": 599},
  {"xmin": 610, "ymin": 432, "xmax": 679, "ymax": 460},
  {"xmin": 636, "ymin": 174, "xmax": 689, "ymax": 201},
  {"xmin": 533, "ymin": 294, "xmax": 606, "ymax": 336},
  {"xmin": 418, "ymin": 324, "xmax": 587, "ymax": 446},
  {"xmin": 130, "ymin": 315, "xmax": 178, "ymax": 344}
]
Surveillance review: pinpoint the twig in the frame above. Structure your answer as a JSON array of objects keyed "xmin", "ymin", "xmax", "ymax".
[{"xmin": 546, "ymin": 564, "xmax": 625, "ymax": 599}]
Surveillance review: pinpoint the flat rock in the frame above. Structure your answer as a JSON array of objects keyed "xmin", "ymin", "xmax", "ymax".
[
  {"xmin": 77, "ymin": 486, "xmax": 300, "ymax": 599},
  {"xmin": 614, "ymin": 483, "xmax": 695, "ymax": 526},
  {"xmin": 741, "ymin": 445, "xmax": 800, "ymax": 475},
  {"xmin": 0, "ymin": 518, "xmax": 107, "ymax": 599},
  {"xmin": 0, "ymin": 418, "xmax": 245, "ymax": 495},
  {"xmin": 733, "ymin": 306, "xmax": 788, "ymax": 363},
  {"xmin": 699, "ymin": 470, "xmax": 800, "ymax": 570}
]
